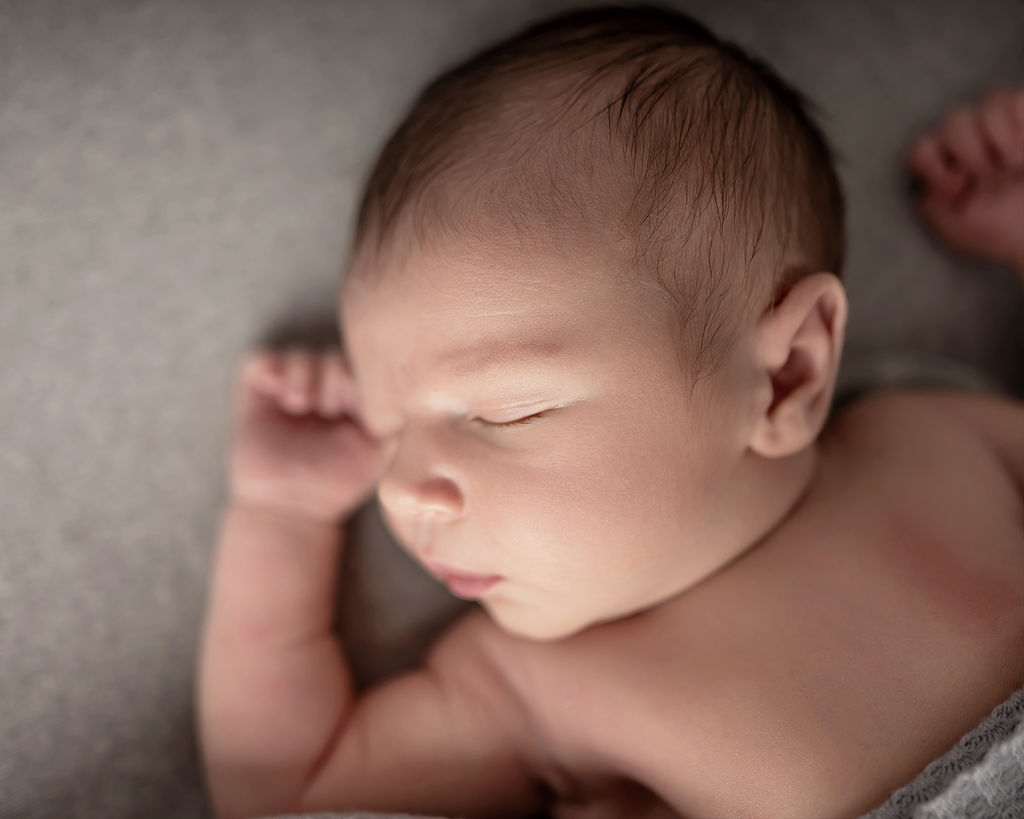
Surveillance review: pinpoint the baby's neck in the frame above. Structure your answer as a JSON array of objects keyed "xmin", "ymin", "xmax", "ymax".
[
  {"xmin": 703, "ymin": 441, "xmax": 822, "ymax": 585},
  {"xmin": 750, "ymin": 442, "xmax": 820, "ymax": 544}
]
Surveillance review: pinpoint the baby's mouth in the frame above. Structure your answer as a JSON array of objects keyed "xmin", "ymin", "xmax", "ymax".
[{"xmin": 423, "ymin": 561, "xmax": 504, "ymax": 599}]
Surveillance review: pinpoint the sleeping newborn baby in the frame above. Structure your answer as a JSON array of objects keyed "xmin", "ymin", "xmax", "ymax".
[{"xmin": 197, "ymin": 6, "xmax": 1024, "ymax": 818}]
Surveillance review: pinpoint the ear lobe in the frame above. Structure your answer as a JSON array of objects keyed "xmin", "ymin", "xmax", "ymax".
[{"xmin": 749, "ymin": 273, "xmax": 847, "ymax": 458}]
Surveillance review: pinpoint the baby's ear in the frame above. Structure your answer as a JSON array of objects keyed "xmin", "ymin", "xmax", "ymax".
[{"xmin": 747, "ymin": 272, "xmax": 847, "ymax": 458}]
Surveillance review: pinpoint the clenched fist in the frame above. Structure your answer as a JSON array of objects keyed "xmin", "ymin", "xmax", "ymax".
[
  {"xmin": 909, "ymin": 85, "xmax": 1024, "ymax": 271},
  {"xmin": 226, "ymin": 347, "xmax": 385, "ymax": 524}
]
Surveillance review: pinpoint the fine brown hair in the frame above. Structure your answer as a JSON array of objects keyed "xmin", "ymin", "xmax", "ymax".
[{"xmin": 350, "ymin": 4, "xmax": 845, "ymax": 381}]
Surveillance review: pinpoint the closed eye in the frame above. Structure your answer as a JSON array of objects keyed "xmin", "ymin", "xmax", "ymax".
[{"xmin": 479, "ymin": 410, "xmax": 549, "ymax": 429}]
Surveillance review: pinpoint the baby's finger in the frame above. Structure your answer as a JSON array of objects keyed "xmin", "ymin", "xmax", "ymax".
[
  {"xmin": 317, "ymin": 349, "xmax": 357, "ymax": 417},
  {"xmin": 1015, "ymin": 87, "xmax": 1024, "ymax": 136},
  {"xmin": 1012, "ymin": 86, "xmax": 1024, "ymax": 163},
  {"xmin": 281, "ymin": 347, "xmax": 317, "ymax": 414},
  {"xmin": 908, "ymin": 134, "xmax": 966, "ymax": 201},
  {"xmin": 940, "ymin": 106, "xmax": 994, "ymax": 181},
  {"xmin": 978, "ymin": 88, "xmax": 1024, "ymax": 171},
  {"xmin": 239, "ymin": 350, "xmax": 281, "ymax": 392}
]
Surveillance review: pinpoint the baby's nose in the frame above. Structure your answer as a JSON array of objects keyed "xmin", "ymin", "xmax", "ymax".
[{"xmin": 377, "ymin": 474, "xmax": 464, "ymax": 522}]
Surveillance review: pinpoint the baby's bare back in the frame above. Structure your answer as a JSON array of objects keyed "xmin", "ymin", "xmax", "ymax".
[{"xmin": 484, "ymin": 388, "xmax": 1024, "ymax": 819}]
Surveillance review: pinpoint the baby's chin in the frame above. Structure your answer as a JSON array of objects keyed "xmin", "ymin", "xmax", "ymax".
[{"xmin": 482, "ymin": 598, "xmax": 595, "ymax": 643}]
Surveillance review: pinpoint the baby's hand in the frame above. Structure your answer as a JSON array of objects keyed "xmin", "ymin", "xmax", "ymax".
[
  {"xmin": 908, "ymin": 85, "xmax": 1024, "ymax": 272},
  {"xmin": 226, "ymin": 347, "xmax": 384, "ymax": 524}
]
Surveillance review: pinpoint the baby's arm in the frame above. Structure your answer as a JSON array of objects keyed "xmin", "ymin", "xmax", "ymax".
[
  {"xmin": 297, "ymin": 608, "xmax": 551, "ymax": 817},
  {"xmin": 198, "ymin": 349, "xmax": 549, "ymax": 819},
  {"xmin": 198, "ymin": 503, "xmax": 352, "ymax": 816}
]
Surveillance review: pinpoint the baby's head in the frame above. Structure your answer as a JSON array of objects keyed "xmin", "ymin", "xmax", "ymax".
[{"xmin": 339, "ymin": 4, "xmax": 848, "ymax": 641}]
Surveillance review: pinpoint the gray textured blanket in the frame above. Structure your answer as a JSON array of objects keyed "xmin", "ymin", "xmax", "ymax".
[
  {"xmin": 263, "ymin": 683, "xmax": 1024, "ymax": 819},
  {"xmin": 864, "ymin": 684, "xmax": 1024, "ymax": 818}
]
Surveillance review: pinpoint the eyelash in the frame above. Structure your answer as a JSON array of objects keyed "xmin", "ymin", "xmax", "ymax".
[{"xmin": 481, "ymin": 410, "xmax": 548, "ymax": 429}]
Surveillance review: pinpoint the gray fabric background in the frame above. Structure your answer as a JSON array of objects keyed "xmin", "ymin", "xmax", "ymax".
[{"xmin": 2, "ymin": 1, "xmax": 1023, "ymax": 817}]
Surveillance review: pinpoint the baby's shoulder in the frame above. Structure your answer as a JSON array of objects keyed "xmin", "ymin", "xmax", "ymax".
[
  {"xmin": 824, "ymin": 387, "xmax": 1024, "ymax": 509},
  {"xmin": 830, "ymin": 386, "xmax": 1023, "ymax": 455},
  {"xmin": 814, "ymin": 388, "xmax": 1024, "ymax": 612}
]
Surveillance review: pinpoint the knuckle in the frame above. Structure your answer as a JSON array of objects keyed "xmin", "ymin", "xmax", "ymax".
[
  {"xmin": 241, "ymin": 350, "xmax": 272, "ymax": 380},
  {"xmin": 982, "ymin": 86, "xmax": 1012, "ymax": 106},
  {"xmin": 983, "ymin": 99, "xmax": 1013, "ymax": 130},
  {"xmin": 909, "ymin": 135, "xmax": 936, "ymax": 165},
  {"xmin": 285, "ymin": 358, "xmax": 310, "ymax": 390},
  {"xmin": 945, "ymin": 105, "xmax": 972, "ymax": 123},
  {"xmin": 909, "ymin": 134, "xmax": 930, "ymax": 155},
  {"xmin": 321, "ymin": 347, "xmax": 344, "ymax": 368},
  {"xmin": 944, "ymin": 106, "xmax": 974, "ymax": 133},
  {"xmin": 316, "ymin": 350, "xmax": 339, "ymax": 379},
  {"xmin": 240, "ymin": 354, "xmax": 261, "ymax": 377}
]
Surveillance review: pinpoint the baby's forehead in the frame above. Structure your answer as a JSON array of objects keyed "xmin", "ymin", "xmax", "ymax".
[
  {"xmin": 340, "ymin": 235, "xmax": 669, "ymax": 356},
  {"xmin": 344, "ymin": 224, "xmax": 628, "ymax": 303}
]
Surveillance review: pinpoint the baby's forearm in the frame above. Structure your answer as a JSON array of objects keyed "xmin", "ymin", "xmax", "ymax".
[{"xmin": 198, "ymin": 503, "xmax": 354, "ymax": 818}]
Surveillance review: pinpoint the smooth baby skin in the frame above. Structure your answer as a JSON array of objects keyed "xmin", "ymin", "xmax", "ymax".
[
  {"xmin": 289, "ymin": 384, "xmax": 1024, "ymax": 819},
  {"xmin": 500, "ymin": 85, "xmax": 1024, "ymax": 818},
  {"xmin": 468, "ymin": 389, "xmax": 1024, "ymax": 818},
  {"xmin": 309, "ymin": 245, "xmax": 1024, "ymax": 819},
  {"xmin": 199, "ymin": 86, "xmax": 1024, "ymax": 819}
]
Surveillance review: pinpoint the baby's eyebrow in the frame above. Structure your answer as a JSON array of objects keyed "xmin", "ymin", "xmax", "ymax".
[
  {"xmin": 436, "ymin": 338, "xmax": 571, "ymax": 377},
  {"xmin": 358, "ymin": 339, "xmax": 575, "ymax": 433}
]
